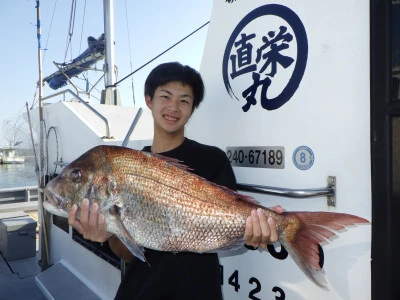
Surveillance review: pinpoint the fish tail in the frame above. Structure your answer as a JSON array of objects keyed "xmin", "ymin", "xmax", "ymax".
[{"xmin": 277, "ymin": 211, "xmax": 369, "ymax": 289}]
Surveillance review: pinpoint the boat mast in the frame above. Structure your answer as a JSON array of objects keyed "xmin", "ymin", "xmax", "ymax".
[
  {"xmin": 36, "ymin": 0, "xmax": 44, "ymax": 169},
  {"xmin": 36, "ymin": 0, "xmax": 51, "ymax": 271},
  {"xmin": 102, "ymin": 0, "xmax": 120, "ymax": 105}
]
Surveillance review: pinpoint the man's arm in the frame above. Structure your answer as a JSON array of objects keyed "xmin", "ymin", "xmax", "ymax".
[{"xmin": 215, "ymin": 151, "xmax": 283, "ymax": 248}]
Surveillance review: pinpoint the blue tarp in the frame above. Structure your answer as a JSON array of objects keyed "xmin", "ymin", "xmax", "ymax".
[{"xmin": 43, "ymin": 34, "xmax": 105, "ymax": 90}]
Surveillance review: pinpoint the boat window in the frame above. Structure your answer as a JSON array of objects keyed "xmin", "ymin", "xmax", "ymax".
[
  {"xmin": 393, "ymin": 118, "xmax": 400, "ymax": 199},
  {"xmin": 393, "ymin": 0, "xmax": 400, "ymax": 101},
  {"xmin": 72, "ymin": 229, "xmax": 121, "ymax": 269},
  {"xmin": 53, "ymin": 215, "xmax": 69, "ymax": 233}
]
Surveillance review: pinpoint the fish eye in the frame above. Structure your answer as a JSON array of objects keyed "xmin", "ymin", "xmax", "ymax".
[{"xmin": 69, "ymin": 169, "xmax": 82, "ymax": 183}]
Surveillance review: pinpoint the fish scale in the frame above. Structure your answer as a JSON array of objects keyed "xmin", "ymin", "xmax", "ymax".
[
  {"xmin": 43, "ymin": 145, "xmax": 370, "ymax": 289},
  {"xmin": 122, "ymin": 173, "xmax": 246, "ymax": 252}
]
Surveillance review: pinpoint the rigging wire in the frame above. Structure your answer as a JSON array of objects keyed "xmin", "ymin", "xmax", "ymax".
[
  {"xmin": 79, "ymin": 0, "xmax": 88, "ymax": 90},
  {"xmin": 33, "ymin": 5, "xmax": 209, "ymax": 106},
  {"xmin": 78, "ymin": 0, "xmax": 87, "ymax": 54},
  {"xmin": 64, "ymin": 0, "xmax": 77, "ymax": 63},
  {"xmin": 114, "ymin": 21, "xmax": 210, "ymax": 86},
  {"xmin": 124, "ymin": 0, "xmax": 136, "ymax": 106},
  {"xmin": 42, "ymin": 0, "xmax": 58, "ymax": 64}
]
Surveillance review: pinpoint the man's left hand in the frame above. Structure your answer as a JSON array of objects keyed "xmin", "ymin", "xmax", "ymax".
[{"xmin": 244, "ymin": 206, "xmax": 284, "ymax": 248}]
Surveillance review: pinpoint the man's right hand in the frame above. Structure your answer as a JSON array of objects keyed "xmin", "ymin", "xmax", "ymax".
[{"xmin": 68, "ymin": 198, "xmax": 112, "ymax": 243}]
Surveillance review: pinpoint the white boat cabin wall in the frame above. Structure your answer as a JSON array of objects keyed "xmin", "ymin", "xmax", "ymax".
[{"xmin": 27, "ymin": 0, "xmax": 400, "ymax": 299}]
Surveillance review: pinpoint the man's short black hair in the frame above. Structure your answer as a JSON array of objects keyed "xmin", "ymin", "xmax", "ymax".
[{"xmin": 144, "ymin": 62, "xmax": 205, "ymax": 110}]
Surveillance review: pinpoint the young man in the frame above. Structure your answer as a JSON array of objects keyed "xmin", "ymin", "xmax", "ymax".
[{"xmin": 68, "ymin": 62, "xmax": 281, "ymax": 299}]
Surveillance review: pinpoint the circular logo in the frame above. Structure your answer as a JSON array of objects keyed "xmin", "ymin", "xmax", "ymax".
[
  {"xmin": 222, "ymin": 4, "xmax": 308, "ymax": 112},
  {"xmin": 292, "ymin": 146, "xmax": 314, "ymax": 170}
]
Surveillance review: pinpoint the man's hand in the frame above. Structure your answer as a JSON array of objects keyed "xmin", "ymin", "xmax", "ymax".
[
  {"xmin": 244, "ymin": 206, "xmax": 284, "ymax": 248},
  {"xmin": 68, "ymin": 198, "xmax": 112, "ymax": 243}
]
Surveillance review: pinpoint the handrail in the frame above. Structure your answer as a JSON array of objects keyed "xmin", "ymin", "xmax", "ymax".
[
  {"xmin": 41, "ymin": 89, "xmax": 112, "ymax": 138},
  {"xmin": 237, "ymin": 176, "xmax": 336, "ymax": 206},
  {"xmin": 122, "ymin": 108, "xmax": 143, "ymax": 147}
]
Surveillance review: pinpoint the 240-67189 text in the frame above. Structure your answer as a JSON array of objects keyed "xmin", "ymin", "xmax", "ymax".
[{"xmin": 226, "ymin": 147, "xmax": 285, "ymax": 169}]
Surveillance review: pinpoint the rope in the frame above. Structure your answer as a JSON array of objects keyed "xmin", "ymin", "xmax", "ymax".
[{"xmin": 114, "ymin": 21, "xmax": 210, "ymax": 86}]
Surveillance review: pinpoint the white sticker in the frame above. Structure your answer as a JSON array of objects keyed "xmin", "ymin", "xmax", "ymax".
[{"xmin": 292, "ymin": 146, "xmax": 314, "ymax": 170}]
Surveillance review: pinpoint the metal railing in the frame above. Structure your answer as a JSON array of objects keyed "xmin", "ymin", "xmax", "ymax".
[
  {"xmin": 0, "ymin": 186, "xmax": 39, "ymax": 204},
  {"xmin": 42, "ymin": 89, "xmax": 112, "ymax": 138},
  {"xmin": 237, "ymin": 176, "xmax": 336, "ymax": 206}
]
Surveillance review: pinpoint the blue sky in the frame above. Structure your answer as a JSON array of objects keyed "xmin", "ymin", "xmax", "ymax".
[{"xmin": 0, "ymin": 0, "xmax": 213, "ymax": 146}]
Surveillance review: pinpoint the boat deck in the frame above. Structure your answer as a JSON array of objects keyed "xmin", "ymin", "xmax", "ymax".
[{"xmin": 0, "ymin": 211, "xmax": 46, "ymax": 300}]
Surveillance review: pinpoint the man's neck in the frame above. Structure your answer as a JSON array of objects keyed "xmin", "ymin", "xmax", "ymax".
[{"xmin": 151, "ymin": 132, "xmax": 185, "ymax": 153}]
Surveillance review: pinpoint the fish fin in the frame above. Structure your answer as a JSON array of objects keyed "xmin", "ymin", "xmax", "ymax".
[
  {"xmin": 215, "ymin": 237, "xmax": 246, "ymax": 252},
  {"xmin": 221, "ymin": 185, "xmax": 259, "ymax": 205},
  {"xmin": 146, "ymin": 151, "xmax": 257, "ymax": 205},
  {"xmin": 203, "ymin": 182, "xmax": 259, "ymax": 205},
  {"xmin": 109, "ymin": 205, "xmax": 149, "ymax": 265},
  {"xmin": 279, "ymin": 211, "xmax": 369, "ymax": 289},
  {"xmin": 145, "ymin": 152, "xmax": 193, "ymax": 171},
  {"xmin": 116, "ymin": 234, "xmax": 147, "ymax": 263}
]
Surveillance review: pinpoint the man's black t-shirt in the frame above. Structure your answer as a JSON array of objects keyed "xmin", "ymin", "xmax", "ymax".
[{"xmin": 114, "ymin": 138, "xmax": 237, "ymax": 300}]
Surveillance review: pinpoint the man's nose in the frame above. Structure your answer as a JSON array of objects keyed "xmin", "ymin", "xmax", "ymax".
[{"xmin": 167, "ymin": 99, "xmax": 179, "ymax": 111}]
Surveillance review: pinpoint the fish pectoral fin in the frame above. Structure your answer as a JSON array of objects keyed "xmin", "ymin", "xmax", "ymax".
[
  {"xmin": 112, "ymin": 207, "xmax": 150, "ymax": 266},
  {"xmin": 110, "ymin": 207, "xmax": 150, "ymax": 265},
  {"xmin": 117, "ymin": 234, "xmax": 148, "ymax": 264}
]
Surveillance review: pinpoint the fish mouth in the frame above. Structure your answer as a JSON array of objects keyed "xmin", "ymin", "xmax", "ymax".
[{"xmin": 43, "ymin": 189, "xmax": 69, "ymax": 218}]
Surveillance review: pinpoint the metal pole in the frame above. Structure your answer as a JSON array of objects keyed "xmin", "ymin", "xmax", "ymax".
[
  {"xmin": 36, "ymin": 0, "xmax": 50, "ymax": 271},
  {"xmin": 103, "ymin": 0, "xmax": 116, "ymax": 105}
]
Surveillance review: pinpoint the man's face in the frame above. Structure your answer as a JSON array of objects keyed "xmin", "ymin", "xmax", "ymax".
[{"xmin": 145, "ymin": 81, "xmax": 194, "ymax": 137}]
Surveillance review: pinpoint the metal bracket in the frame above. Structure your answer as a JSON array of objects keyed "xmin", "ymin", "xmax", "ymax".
[{"xmin": 327, "ymin": 176, "xmax": 336, "ymax": 207}]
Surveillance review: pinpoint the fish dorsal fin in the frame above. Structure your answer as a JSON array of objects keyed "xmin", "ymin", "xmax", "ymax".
[
  {"xmin": 227, "ymin": 187, "xmax": 259, "ymax": 205},
  {"xmin": 145, "ymin": 152, "xmax": 193, "ymax": 171},
  {"xmin": 208, "ymin": 181, "xmax": 260, "ymax": 205},
  {"xmin": 145, "ymin": 151, "xmax": 257, "ymax": 205}
]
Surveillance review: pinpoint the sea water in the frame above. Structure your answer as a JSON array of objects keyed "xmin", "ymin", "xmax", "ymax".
[{"xmin": 0, "ymin": 159, "xmax": 37, "ymax": 189}]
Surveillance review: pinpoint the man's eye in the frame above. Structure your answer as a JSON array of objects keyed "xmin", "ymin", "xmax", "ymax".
[{"xmin": 69, "ymin": 169, "xmax": 82, "ymax": 183}]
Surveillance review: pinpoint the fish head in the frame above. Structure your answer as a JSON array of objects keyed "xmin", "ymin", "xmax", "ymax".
[{"xmin": 44, "ymin": 146, "xmax": 117, "ymax": 218}]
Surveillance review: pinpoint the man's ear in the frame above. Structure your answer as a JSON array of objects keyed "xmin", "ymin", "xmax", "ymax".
[{"xmin": 145, "ymin": 95, "xmax": 152, "ymax": 110}]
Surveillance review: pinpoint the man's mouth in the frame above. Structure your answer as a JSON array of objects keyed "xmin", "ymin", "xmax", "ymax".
[{"xmin": 163, "ymin": 114, "xmax": 179, "ymax": 122}]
